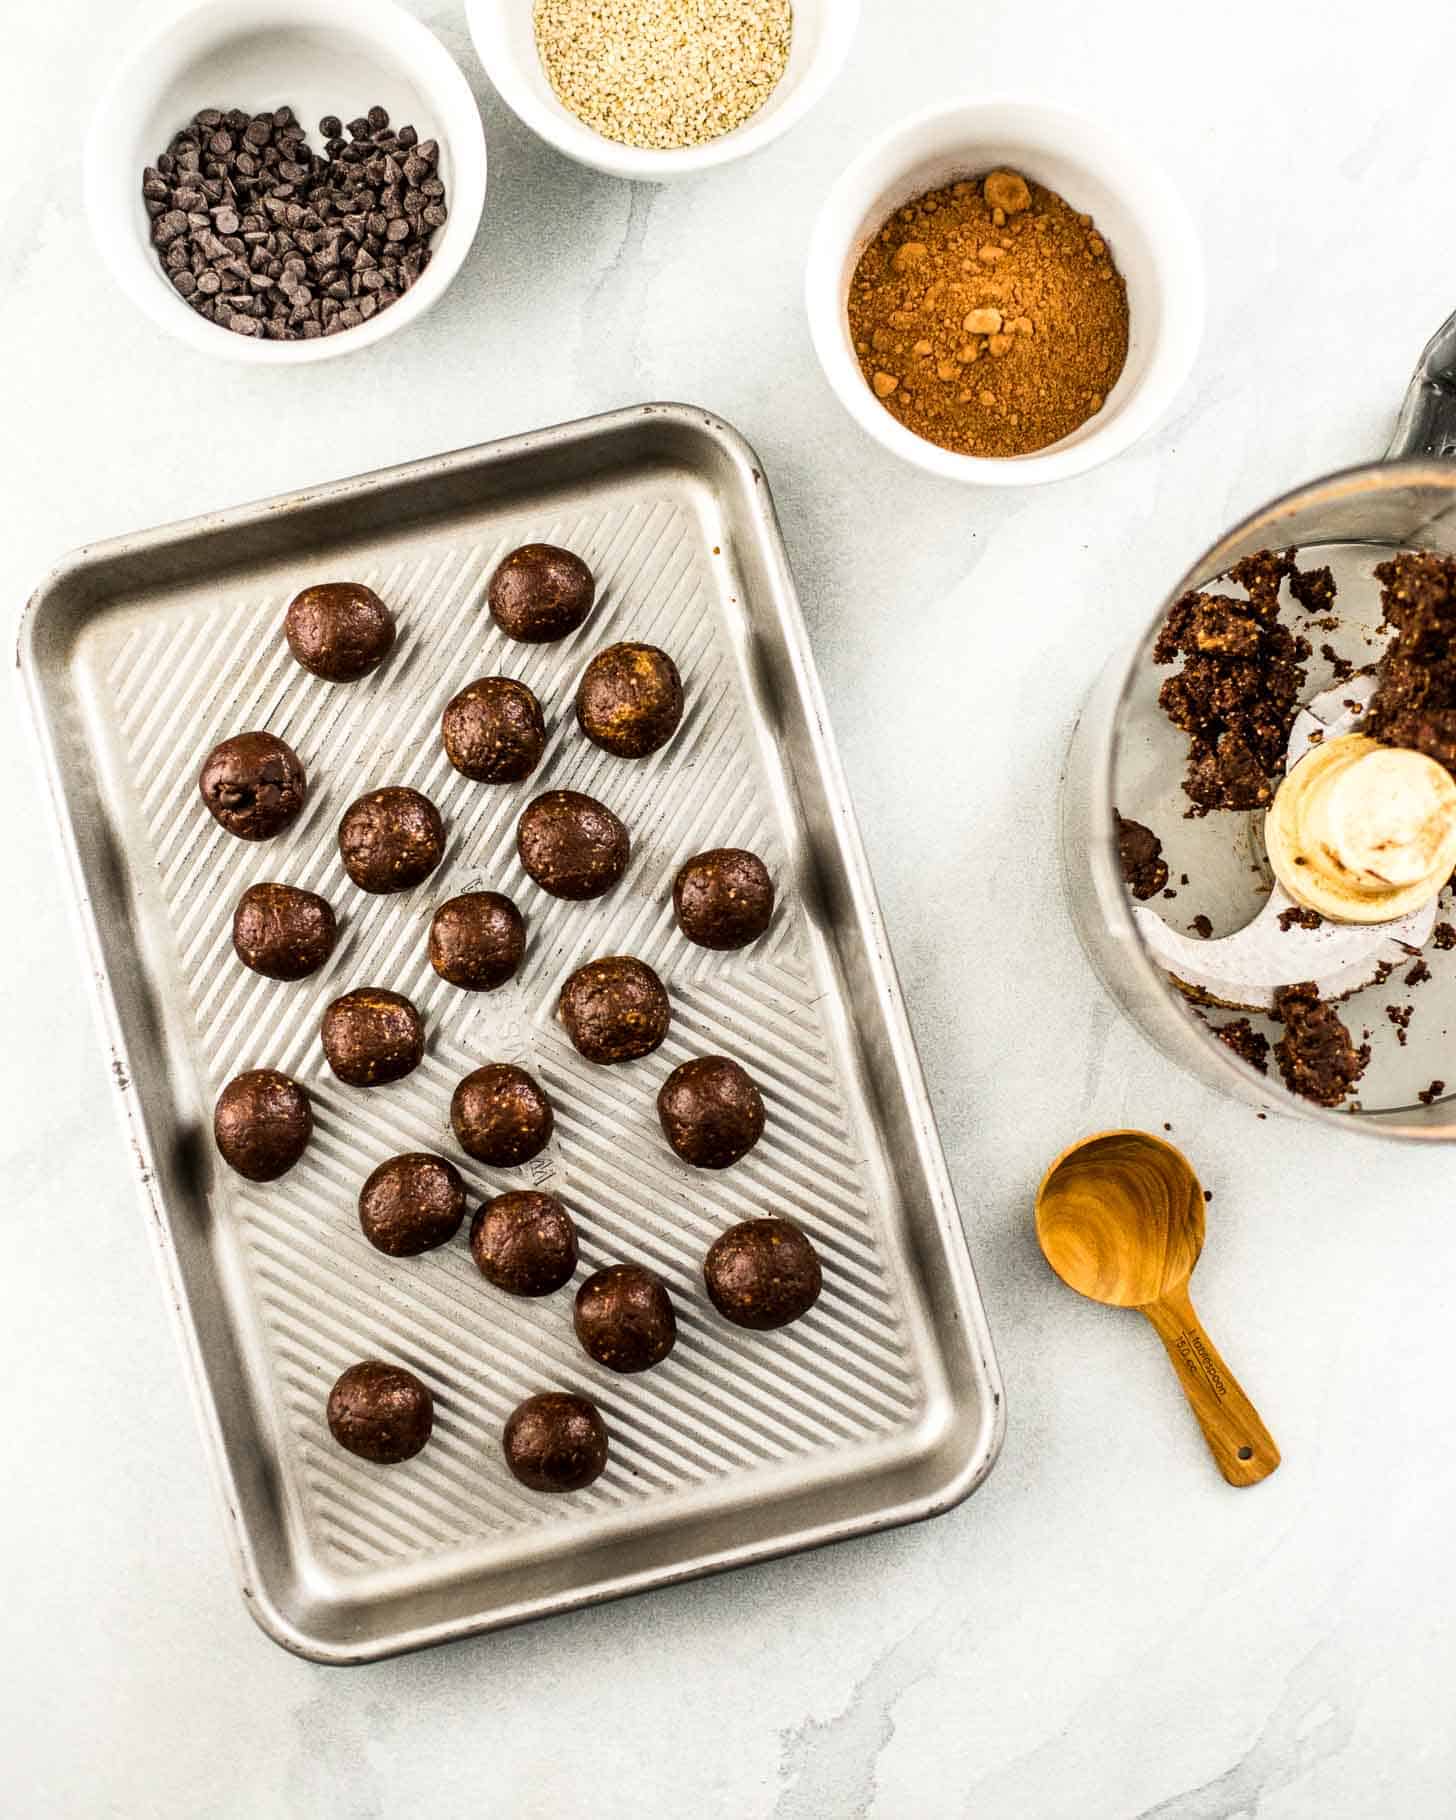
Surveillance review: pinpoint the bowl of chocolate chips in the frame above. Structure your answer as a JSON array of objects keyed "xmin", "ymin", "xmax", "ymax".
[{"xmin": 84, "ymin": 0, "xmax": 487, "ymax": 362}]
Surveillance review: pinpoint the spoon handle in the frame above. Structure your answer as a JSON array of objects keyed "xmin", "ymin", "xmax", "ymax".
[{"xmin": 1142, "ymin": 1285, "xmax": 1281, "ymax": 1487}]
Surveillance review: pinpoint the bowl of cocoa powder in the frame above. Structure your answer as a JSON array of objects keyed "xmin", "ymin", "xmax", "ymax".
[{"xmin": 805, "ymin": 97, "xmax": 1204, "ymax": 485}]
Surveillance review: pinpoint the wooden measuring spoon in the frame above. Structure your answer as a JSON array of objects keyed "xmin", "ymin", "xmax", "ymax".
[{"xmin": 1035, "ymin": 1130, "xmax": 1280, "ymax": 1487}]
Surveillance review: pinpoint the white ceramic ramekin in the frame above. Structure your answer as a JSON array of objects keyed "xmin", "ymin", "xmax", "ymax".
[
  {"xmin": 805, "ymin": 97, "xmax": 1205, "ymax": 485},
  {"xmin": 85, "ymin": 0, "xmax": 488, "ymax": 365},
  {"xmin": 465, "ymin": 0, "xmax": 858, "ymax": 182}
]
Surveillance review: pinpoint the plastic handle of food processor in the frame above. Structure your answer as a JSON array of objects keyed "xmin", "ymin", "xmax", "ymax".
[{"xmin": 1387, "ymin": 309, "xmax": 1456, "ymax": 460}]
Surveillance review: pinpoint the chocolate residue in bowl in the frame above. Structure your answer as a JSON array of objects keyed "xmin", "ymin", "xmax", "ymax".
[
  {"xmin": 1115, "ymin": 812, "xmax": 1168, "ymax": 899},
  {"xmin": 1289, "ymin": 562, "xmax": 1337, "ymax": 614},
  {"xmin": 1212, "ymin": 1017, "xmax": 1270, "ymax": 1074},
  {"xmin": 1365, "ymin": 552, "xmax": 1456, "ymax": 774},
  {"xmin": 1272, "ymin": 981, "xmax": 1370, "ymax": 1107},
  {"xmin": 1320, "ymin": 643, "xmax": 1356, "ymax": 683},
  {"xmin": 1152, "ymin": 560, "xmax": 1309, "ymax": 816}
]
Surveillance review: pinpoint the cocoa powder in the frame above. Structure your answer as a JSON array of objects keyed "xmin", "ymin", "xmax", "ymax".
[{"xmin": 847, "ymin": 170, "xmax": 1130, "ymax": 458}]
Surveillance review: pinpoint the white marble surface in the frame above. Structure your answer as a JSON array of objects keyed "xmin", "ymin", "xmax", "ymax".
[{"xmin": 4, "ymin": 2, "xmax": 1456, "ymax": 1815}]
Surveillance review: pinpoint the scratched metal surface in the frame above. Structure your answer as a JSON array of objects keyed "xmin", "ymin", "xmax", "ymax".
[{"xmin": 21, "ymin": 406, "xmax": 1002, "ymax": 1661}]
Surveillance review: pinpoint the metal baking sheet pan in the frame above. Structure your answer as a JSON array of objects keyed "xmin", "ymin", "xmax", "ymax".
[{"xmin": 20, "ymin": 403, "xmax": 1004, "ymax": 1663}]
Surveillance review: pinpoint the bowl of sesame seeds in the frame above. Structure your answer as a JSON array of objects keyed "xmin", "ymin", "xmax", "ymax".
[
  {"xmin": 85, "ymin": 0, "xmax": 487, "ymax": 363},
  {"xmin": 466, "ymin": 0, "xmax": 859, "ymax": 181}
]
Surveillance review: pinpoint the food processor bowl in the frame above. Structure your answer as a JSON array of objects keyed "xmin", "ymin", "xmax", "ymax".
[{"xmin": 1062, "ymin": 311, "xmax": 1456, "ymax": 1139}]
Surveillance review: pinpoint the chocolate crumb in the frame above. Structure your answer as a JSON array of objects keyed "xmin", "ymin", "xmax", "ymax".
[
  {"xmin": 1273, "ymin": 981, "xmax": 1370, "ymax": 1105},
  {"xmin": 1435, "ymin": 923, "xmax": 1456, "ymax": 950},
  {"xmin": 1162, "ymin": 887, "xmax": 1177, "ymax": 899},
  {"xmin": 1153, "ymin": 553, "xmax": 1307, "ymax": 815},
  {"xmin": 1290, "ymin": 564, "xmax": 1337, "ymax": 613},
  {"xmin": 1228, "ymin": 549, "xmax": 1294, "ymax": 605},
  {"xmin": 1191, "ymin": 913, "xmax": 1213, "ymax": 939},
  {"xmin": 1319, "ymin": 643, "xmax": 1355, "ymax": 683},
  {"xmin": 1115, "ymin": 812, "xmax": 1169, "ymax": 899},
  {"xmin": 1213, "ymin": 1017, "xmax": 1270, "ymax": 1074},
  {"xmin": 1386, "ymin": 1004, "xmax": 1413, "ymax": 1046},
  {"xmin": 1405, "ymin": 958, "xmax": 1432, "ymax": 987},
  {"xmin": 1419, "ymin": 1079, "xmax": 1446, "ymax": 1105},
  {"xmin": 1365, "ymin": 553, "xmax": 1456, "ymax": 775},
  {"xmin": 1278, "ymin": 905, "xmax": 1323, "ymax": 932}
]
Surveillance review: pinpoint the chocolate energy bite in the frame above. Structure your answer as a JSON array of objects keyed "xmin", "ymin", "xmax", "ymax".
[
  {"xmin": 658, "ymin": 1056, "xmax": 765, "ymax": 1169},
  {"xmin": 213, "ymin": 1068, "xmax": 312, "ymax": 1181},
  {"xmin": 704, "ymin": 1218, "xmax": 822, "ymax": 1331},
  {"xmin": 575, "ymin": 643, "xmax": 684, "ymax": 758},
  {"xmin": 471, "ymin": 1191, "xmax": 578, "ymax": 1296},
  {"xmin": 327, "ymin": 1360, "xmax": 434, "ymax": 1465},
  {"xmin": 488, "ymin": 544, "xmax": 595, "ymax": 643},
  {"xmin": 441, "ymin": 677, "xmax": 546, "ymax": 783},
  {"xmin": 232, "ymin": 882, "xmax": 337, "ymax": 980},
  {"xmin": 503, "ymin": 1392, "xmax": 608, "ymax": 1493},
  {"xmin": 338, "ymin": 786, "xmax": 445, "ymax": 893},
  {"xmin": 574, "ymin": 1265, "xmax": 677, "ymax": 1373},
  {"xmin": 321, "ymin": 988, "xmax": 425, "ymax": 1087},
  {"xmin": 559, "ymin": 957, "xmax": 670, "ymax": 1063},
  {"xmin": 672, "ymin": 848, "xmax": 775, "ymax": 949},
  {"xmin": 285, "ymin": 582, "xmax": 395, "ymax": 682},
  {"xmin": 429, "ymin": 892, "xmax": 526, "ymax": 991},
  {"xmin": 199, "ymin": 731, "xmax": 306, "ymax": 840},
  {"xmin": 451, "ymin": 1063, "xmax": 554, "ymax": 1166},
  {"xmin": 517, "ymin": 791, "xmax": 630, "ymax": 900},
  {"xmin": 358, "ymin": 1153, "xmax": 466, "ymax": 1257}
]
